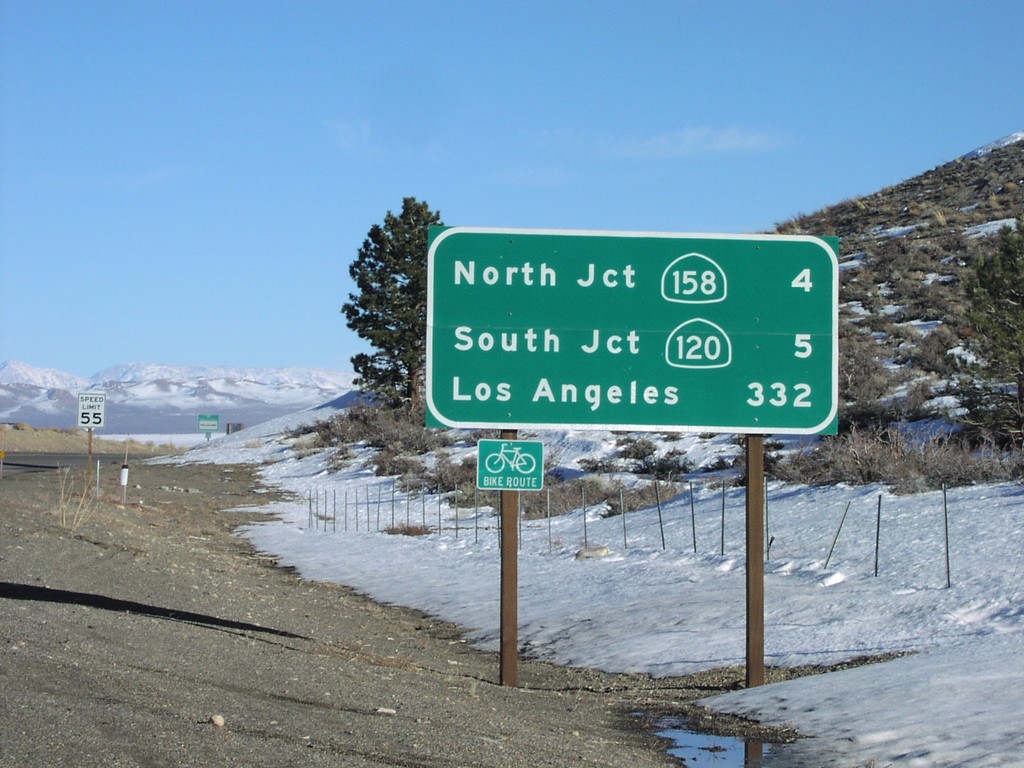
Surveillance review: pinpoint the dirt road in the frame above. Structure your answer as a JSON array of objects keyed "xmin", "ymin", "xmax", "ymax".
[{"xmin": 0, "ymin": 456, "xmax": 790, "ymax": 767}]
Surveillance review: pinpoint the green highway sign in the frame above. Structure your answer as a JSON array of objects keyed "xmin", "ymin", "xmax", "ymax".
[
  {"xmin": 477, "ymin": 439, "xmax": 545, "ymax": 491},
  {"xmin": 198, "ymin": 414, "xmax": 220, "ymax": 433},
  {"xmin": 426, "ymin": 227, "xmax": 838, "ymax": 434}
]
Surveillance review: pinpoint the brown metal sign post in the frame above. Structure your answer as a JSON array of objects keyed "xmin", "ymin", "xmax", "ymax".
[
  {"xmin": 499, "ymin": 428, "xmax": 519, "ymax": 687},
  {"xmin": 86, "ymin": 428, "xmax": 94, "ymax": 492},
  {"xmin": 745, "ymin": 434, "xmax": 765, "ymax": 688}
]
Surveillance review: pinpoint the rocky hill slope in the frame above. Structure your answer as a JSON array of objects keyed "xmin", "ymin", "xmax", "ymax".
[{"xmin": 777, "ymin": 132, "xmax": 1023, "ymax": 427}]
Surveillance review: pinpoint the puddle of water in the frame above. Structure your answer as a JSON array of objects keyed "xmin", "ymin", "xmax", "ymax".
[{"xmin": 655, "ymin": 720, "xmax": 774, "ymax": 767}]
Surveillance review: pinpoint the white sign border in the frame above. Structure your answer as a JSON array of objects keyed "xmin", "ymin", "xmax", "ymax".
[{"xmin": 426, "ymin": 227, "xmax": 839, "ymax": 435}]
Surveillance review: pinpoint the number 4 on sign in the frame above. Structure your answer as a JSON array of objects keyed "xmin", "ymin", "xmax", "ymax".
[{"xmin": 791, "ymin": 269, "xmax": 813, "ymax": 292}]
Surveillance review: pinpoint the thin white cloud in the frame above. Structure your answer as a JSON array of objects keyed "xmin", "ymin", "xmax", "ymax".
[
  {"xmin": 325, "ymin": 117, "xmax": 447, "ymax": 162},
  {"xmin": 608, "ymin": 127, "xmax": 780, "ymax": 160},
  {"xmin": 111, "ymin": 167, "xmax": 189, "ymax": 189},
  {"xmin": 484, "ymin": 163, "xmax": 576, "ymax": 188},
  {"xmin": 325, "ymin": 118, "xmax": 375, "ymax": 156},
  {"xmin": 59, "ymin": 167, "xmax": 191, "ymax": 192},
  {"xmin": 540, "ymin": 126, "xmax": 781, "ymax": 161}
]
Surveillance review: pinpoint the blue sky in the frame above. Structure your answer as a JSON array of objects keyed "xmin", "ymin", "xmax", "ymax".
[{"xmin": 2, "ymin": 0, "xmax": 1021, "ymax": 378}]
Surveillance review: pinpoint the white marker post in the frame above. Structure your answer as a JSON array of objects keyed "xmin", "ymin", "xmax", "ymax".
[{"xmin": 119, "ymin": 439, "xmax": 130, "ymax": 505}]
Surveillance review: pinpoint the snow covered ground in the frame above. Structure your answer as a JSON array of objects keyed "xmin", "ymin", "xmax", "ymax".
[{"xmin": 166, "ymin": 407, "xmax": 1024, "ymax": 767}]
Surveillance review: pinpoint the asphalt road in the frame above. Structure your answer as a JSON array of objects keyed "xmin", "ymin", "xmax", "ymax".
[{"xmin": 0, "ymin": 452, "xmax": 126, "ymax": 475}]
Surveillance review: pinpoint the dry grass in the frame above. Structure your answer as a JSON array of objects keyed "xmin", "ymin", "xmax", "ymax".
[
  {"xmin": 1, "ymin": 424, "xmax": 181, "ymax": 455},
  {"xmin": 384, "ymin": 522, "xmax": 432, "ymax": 536},
  {"xmin": 55, "ymin": 467, "xmax": 94, "ymax": 532},
  {"xmin": 773, "ymin": 426, "xmax": 1023, "ymax": 493}
]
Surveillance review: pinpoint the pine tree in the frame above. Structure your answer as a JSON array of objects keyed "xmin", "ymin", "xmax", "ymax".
[
  {"xmin": 342, "ymin": 198, "xmax": 443, "ymax": 407},
  {"xmin": 966, "ymin": 215, "xmax": 1024, "ymax": 445}
]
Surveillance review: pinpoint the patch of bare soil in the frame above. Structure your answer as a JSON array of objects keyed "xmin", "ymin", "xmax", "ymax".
[{"xmin": 1, "ymin": 456, "xmax": 816, "ymax": 767}]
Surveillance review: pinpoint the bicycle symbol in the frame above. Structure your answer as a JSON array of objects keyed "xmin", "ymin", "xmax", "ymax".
[{"xmin": 484, "ymin": 443, "xmax": 538, "ymax": 475}]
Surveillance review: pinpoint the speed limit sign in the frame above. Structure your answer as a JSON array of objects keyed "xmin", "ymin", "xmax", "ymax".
[{"xmin": 78, "ymin": 392, "xmax": 106, "ymax": 429}]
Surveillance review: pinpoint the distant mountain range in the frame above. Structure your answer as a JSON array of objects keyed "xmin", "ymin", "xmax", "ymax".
[{"xmin": 0, "ymin": 361, "xmax": 359, "ymax": 434}]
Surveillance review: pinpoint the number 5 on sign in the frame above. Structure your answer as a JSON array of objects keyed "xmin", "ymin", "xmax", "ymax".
[{"xmin": 794, "ymin": 334, "xmax": 813, "ymax": 358}]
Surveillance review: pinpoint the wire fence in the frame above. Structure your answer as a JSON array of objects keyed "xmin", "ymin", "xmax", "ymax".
[{"xmin": 303, "ymin": 478, "xmax": 971, "ymax": 588}]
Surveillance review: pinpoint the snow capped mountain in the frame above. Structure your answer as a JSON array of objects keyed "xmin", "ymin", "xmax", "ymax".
[
  {"xmin": 88, "ymin": 363, "xmax": 352, "ymax": 389},
  {"xmin": 0, "ymin": 360, "xmax": 89, "ymax": 391},
  {"xmin": 0, "ymin": 361, "xmax": 359, "ymax": 433}
]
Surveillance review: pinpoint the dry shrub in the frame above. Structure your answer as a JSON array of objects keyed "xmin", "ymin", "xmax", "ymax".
[
  {"xmin": 603, "ymin": 481, "xmax": 678, "ymax": 516},
  {"xmin": 431, "ymin": 452, "xmax": 478, "ymax": 504},
  {"xmin": 516, "ymin": 475, "xmax": 680, "ymax": 520},
  {"xmin": 774, "ymin": 426, "xmax": 1023, "ymax": 493},
  {"xmin": 632, "ymin": 449, "xmax": 691, "ymax": 480},
  {"xmin": 517, "ymin": 475, "xmax": 618, "ymax": 520},
  {"xmin": 372, "ymin": 452, "xmax": 425, "ymax": 484},
  {"xmin": 596, "ymin": 436, "xmax": 693, "ymax": 479},
  {"xmin": 907, "ymin": 325, "xmax": 961, "ymax": 376},
  {"xmin": 432, "ymin": 451, "xmax": 476, "ymax": 491},
  {"xmin": 577, "ymin": 456, "xmax": 620, "ymax": 474},
  {"xmin": 290, "ymin": 402, "xmax": 452, "ymax": 472},
  {"xmin": 385, "ymin": 523, "xmax": 432, "ymax": 537},
  {"xmin": 294, "ymin": 402, "xmax": 451, "ymax": 453},
  {"xmin": 616, "ymin": 436, "xmax": 656, "ymax": 462},
  {"xmin": 840, "ymin": 328, "xmax": 893, "ymax": 407}
]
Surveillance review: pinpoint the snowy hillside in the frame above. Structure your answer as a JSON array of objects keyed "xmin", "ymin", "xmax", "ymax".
[
  {"xmin": 172, "ymin": 407, "xmax": 1024, "ymax": 768},
  {"xmin": 0, "ymin": 360, "xmax": 358, "ymax": 434}
]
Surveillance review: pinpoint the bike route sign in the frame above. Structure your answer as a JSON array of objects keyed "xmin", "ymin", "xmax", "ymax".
[
  {"xmin": 477, "ymin": 439, "xmax": 545, "ymax": 491},
  {"xmin": 427, "ymin": 227, "xmax": 838, "ymax": 434}
]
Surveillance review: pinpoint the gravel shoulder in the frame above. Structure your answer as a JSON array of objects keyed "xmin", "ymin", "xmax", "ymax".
[{"xmin": 1, "ymin": 455, "xmax": 794, "ymax": 767}]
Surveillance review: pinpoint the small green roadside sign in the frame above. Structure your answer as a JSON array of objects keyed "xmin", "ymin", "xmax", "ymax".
[
  {"xmin": 477, "ymin": 439, "xmax": 544, "ymax": 491},
  {"xmin": 427, "ymin": 227, "xmax": 838, "ymax": 434},
  {"xmin": 198, "ymin": 414, "xmax": 220, "ymax": 436}
]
